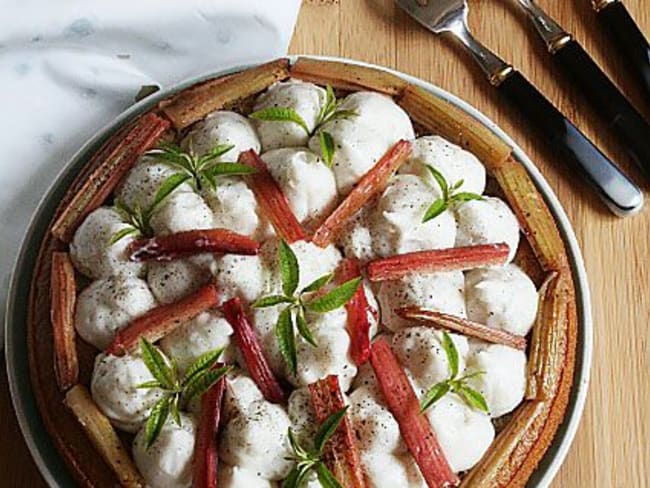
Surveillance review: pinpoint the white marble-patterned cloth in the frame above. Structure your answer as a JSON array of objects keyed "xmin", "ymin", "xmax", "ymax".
[{"xmin": 0, "ymin": 0, "xmax": 302, "ymax": 346}]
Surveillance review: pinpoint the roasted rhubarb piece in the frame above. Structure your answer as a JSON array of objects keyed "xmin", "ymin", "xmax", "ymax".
[
  {"xmin": 312, "ymin": 140, "xmax": 412, "ymax": 247},
  {"xmin": 366, "ymin": 243, "xmax": 509, "ymax": 282},
  {"xmin": 238, "ymin": 150, "xmax": 306, "ymax": 243},
  {"xmin": 193, "ymin": 368, "xmax": 227, "ymax": 488},
  {"xmin": 65, "ymin": 385, "xmax": 145, "ymax": 488},
  {"xmin": 309, "ymin": 376, "xmax": 367, "ymax": 488},
  {"xmin": 160, "ymin": 59, "xmax": 290, "ymax": 129},
  {"xmin": 222, "ymin": 297, "xmax": 286, "ymax": 403},
  {"xmin": 370, "ymin": 338, "xmax": 459, "ymax": 488},
  {"xmin": 50, "ymin": 252, "xmax": 79, "ymax": 391},
  {"xmin": 51, "ymin": 112, "xmax": 170, "ymax": 243},
  {"xmin": 337, "ymin": 258, "xmax": 374, "ymax": 366},
  {"xmin": 396, "ymin": 307, "xmax": 527, "ymax": 351},
  {"xmin": 128, "ymin": 228, "xmax": 260, "ymax": 262},
  {"xmin": 107, "ymin": 283, "xmax": 220, "ymax": 355}
]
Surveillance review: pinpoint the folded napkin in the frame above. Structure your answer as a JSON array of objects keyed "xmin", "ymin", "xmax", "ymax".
[{"xmin": 0, "ymin": 0, "xmax": 301, "ymax": 346}]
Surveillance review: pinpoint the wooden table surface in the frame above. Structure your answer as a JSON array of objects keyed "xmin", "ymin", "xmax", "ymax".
[{"xmin": 1, "ymin": 0, "xmax": 648, "ymax": 486}]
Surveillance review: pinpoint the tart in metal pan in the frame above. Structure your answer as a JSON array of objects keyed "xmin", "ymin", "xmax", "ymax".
[{"xmin": 6, "ymin": 56, "xmax": 591, "ymax": 487}]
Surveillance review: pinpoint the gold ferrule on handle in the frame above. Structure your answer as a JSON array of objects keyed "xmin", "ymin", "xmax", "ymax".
[
  {"xmin": 548, "ymin": 34, "xmax": 573, "ymax": 54},
  {"xmin": 489, "ymin": 66, "xmax": 515, "ymax": 86},
  {"xmin": 591, "ymin": 0, "xmax": 617, "ymax": 12}
]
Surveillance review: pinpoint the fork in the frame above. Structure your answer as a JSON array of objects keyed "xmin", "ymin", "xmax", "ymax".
[{"xmin": 395, "ymin": 0, "xmax": 644, "ymax": 216}]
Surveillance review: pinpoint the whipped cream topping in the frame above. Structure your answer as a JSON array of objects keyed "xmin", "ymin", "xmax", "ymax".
[{"xmin": 183, "ymin": 110, "xmax": 261, "ymax": 158}]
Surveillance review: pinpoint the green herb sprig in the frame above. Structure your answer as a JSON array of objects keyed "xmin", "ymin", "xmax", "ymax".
[
  {"xmin": 136, "ymin": 338, "xmax": 232, "ymax": 448},
  {"xmin": 419, "ymin": 331, "xmax": 489, "ymax": 414},
  {"xmin": 148, "ymin": 141, "xmax": 257, "ymax": 193},
  {"xmin": 422, "ymin": 165, "xmax": 483, "ymax": 222},
  {"xmin": 249, "ymin": 85, "xmax": 356, "ymax": 169},
  {"xmin": 282, "ymin": 407, "xmax": 348, "ymax": 488},
  {"xmin": 253, "ymin": 240, "xmax": 361, "ymax": 375}
]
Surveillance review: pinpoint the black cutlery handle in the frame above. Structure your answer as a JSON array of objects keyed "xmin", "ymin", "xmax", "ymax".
[
  {"xmin": 596, "ymin": 1, "xmax": 650, "ymax": 97},
  {"xmin": 496, "ymin": 70, "xmax": 643, "ymax": 216},
  {"xmin": 552, "ymin": 38, "xmax": 650, "ymax": 178}
]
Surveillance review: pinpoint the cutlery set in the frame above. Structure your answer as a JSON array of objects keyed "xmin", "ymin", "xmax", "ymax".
[{"xmin": 396, "ymin": 0, "xmax": 650, "ymax": 216}]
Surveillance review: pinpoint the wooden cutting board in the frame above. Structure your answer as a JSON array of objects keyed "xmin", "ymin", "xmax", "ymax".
[{"xmin": 1, "ymin": 0, "xmax": 648, "ymax": 486}]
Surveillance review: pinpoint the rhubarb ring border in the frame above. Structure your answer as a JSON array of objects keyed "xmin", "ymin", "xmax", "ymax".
[{"xmin": 6, "ymin": 57, "xmax": 590, "ymax": 488}]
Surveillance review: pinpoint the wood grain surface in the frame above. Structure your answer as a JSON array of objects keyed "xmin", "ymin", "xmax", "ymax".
[{"xmin": 1, "ymin": 0, "xmax": 648, "ymax": 486}]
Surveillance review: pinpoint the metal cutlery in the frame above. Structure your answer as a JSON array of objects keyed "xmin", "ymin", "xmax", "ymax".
[
  {"xmin": 395, "ymin": 0, "xmax": 644, "ymax": 216},
  {"xmin": 515, "ymin": 0, "xmax": 650, "ymax": 182},
  {"xmin": 592, "ymin": 0, "xmax": 650, "ymax": 97}
]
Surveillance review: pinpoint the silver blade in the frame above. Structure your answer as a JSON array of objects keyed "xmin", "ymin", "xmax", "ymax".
[{"xmin": 394, "ymin": 0, "xmax": 466, "ymax": 34}]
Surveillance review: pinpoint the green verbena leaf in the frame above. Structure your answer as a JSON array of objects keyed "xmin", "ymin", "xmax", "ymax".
[
  {"xmin": 182, "ymin": 347, "xmax": 225, "ymax": 385},
  {"xmin": 279, "ymin": 240, "xmax": 300, "ymax": 296},
  {"xmin": 319, "ymin": 131, "xmax": 336, "ymax": 168},
  {"xmin": 314, "ymin": 406, "xmax": 348, "ymax": 454},
  {"xmin": 441, "ymin": 331, "xmax": 459, "ymax": 379},
  {"xmin": 139, "ymin": 338, "xmax": 176, "ymax": 390},
  {"xmin": 202, "ymin": 162, "xmax": 258, "ymax": 179},
  {"xmin": 150, "ymin": 172, "xmax": 191, "ymax": 212},
  {"xmin": 135, "ymin": 380, "xmax": 163, "ymax": 390},
  {"xmin": 426, "ymin": 165, "xmax": 449, "ymax": 201},
  {"xmin": 420, "ymin": 381, "xmax": 451, "ymax": 412},
  {"xmin": 451, "ymin": 179, "xmax": 464, "ymax": 191},
  {"xmin": 149, "ymin": 142, "xmax": 195, "ymax": 171},
  {"xmin": 316, "ymin": 462, "xmax": 343, "ymax": 488},
  {"xmin": 250, "ymin": 107, "xmax": 310, "ymax": 135},
  {"xmin": 458, "ymin": 385, "xmax": 489, "ymax": 413},
  {"xmin": 108, "ymin": 226, "xmax": 139, "ymax": 246},
  {"xmin": 422, "ymin": 198, "xmax": 448, "ymax": 223},
  {"xmin": 301, "ymin": 273, "xmax": 333, "ymax": 294},
  {"xmin": 182, "ymin": 365, "xmax": 231, "ymax": 402},
  {"xmin": 170, "ymin": 394, "xmax": 182, "ymax": 426},
  {"xmin": 305, "ymin": 277, "xmax": 361, "ymax": 314},
  {"xmin": 197, "ymin": 144, "xmax": 235, "ymax": 165},
  {"xmin": 253, "ymin": 295, "xmax": 294, "ymax": 308},
  {"xmin": 295, "ymin": 308, "xmax": 317, "ymax": 347},
  {"xmin": 276, "ymin": 307, "xmax": 297, "ymax": 375},
  {"xmin": 144, "ymin": 395, "xmax": 171, "ymax": 448},
  {"xmin": 451, "ymin": 191, "xmax": 483, "ymax": 204},
  {"xmin": 323, "ymin": 109, "xmax": 357, "ymax": 125}
]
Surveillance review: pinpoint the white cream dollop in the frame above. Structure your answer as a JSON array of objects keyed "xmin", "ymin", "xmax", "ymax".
[
  {"xmin": 292, "ymin": 308, "xmax": 357, "ymax": 392},
  {"xmin": 425, "ymin": 394, "xmax": 495, "ymax": 473},
  {"xmin": 132, "ymin": 412, "xmax": 196, "ymax": 488},
  {"xmin": 183, "ymin": 110, "xmax": 261, "ymax": 159},
  {"xmin": 150, "ymin": 191, "xmax": 216, "ymax": 236},
  {"xmin": 400, "ymin": 135, "xmax": 486, "ymax": 197},
  {"xmin": 202, "ymin": 177, "xmax": 272, "ymax": 240},
  {"xmin": 90, "ymin": 353, "xmax": 163, "ymax": 433},
  {"xmin": 219, "ymin": 465, "xmax": 277, "ymax": 488},
  {"xmin": 455, "ymin": 196, "xmax": 520, "ymax": 262},
  {"xmin": 147, "ymin": 255, "xmax": 216, "ymax": 305},
  {"xmin": 465, "ymin": 264, "xmax": 538, "ymax": 336},
  {"xmin": 309, "ymin": 91, "xmax": 415, "ymax": 194},
  {"xmin": 378, "ymin": 271, "xmax": 467, "ymax": 332},
  {"xmin": 213, "ymin": 254, "xmax": 269, "ymax": 304},
  {"xmin": 391, "ymin": 327, "xmax": 469, "ymax": 394},
  {"xmin": 75, "ymin": 276, "xmax": 157, "ymax": 350},
  {"xmin": 252, "ymin": 80, "xmax": 327, "ymax": 150},
  {"xmin": 70, "ymin": 206, "xmax": 145, "ymax": 279},
  {"xmin": 261, "ymin": 148, "xmax": 338, "ymax": 225},
  {"xmin": 160, "ymin": 311, "xmax": 233, "ymax": 373},
  {"xmin": 465, "ymin": 343, "xmax": 527, "ymax": 418},
  {"xmin": 372, "ymin": 175, "xmax": 457, "ymax": 257},
  {"xmin": 116, "ymin": 155, "xmax": 193, "ymax": 211},
  {"xmin": 219, "ymin": 376, "xmax": 293, "ymax": 480}
]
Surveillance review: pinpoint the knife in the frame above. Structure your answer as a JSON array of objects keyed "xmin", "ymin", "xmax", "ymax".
[
  {"xmin": 592, "ymin": 0, "xmax": 650, "ymax": 97},
  {"xmin": 516, "ymin": 0, "xmax": 650, "ymax": 181}
]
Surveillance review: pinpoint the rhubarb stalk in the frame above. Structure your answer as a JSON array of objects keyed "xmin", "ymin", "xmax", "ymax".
[
  {"xmin": 312, "ymin": 140, "xmax": 412, "ymax": 247},
  {"xmin": 309, "ymin": 375, "xmax": 367, "ymax": 488},
  {"xmin": 337, "ymin": 258, "xmax": 374, "ymax": 366},
  {"xmin": 396, "ymin": 307, "xmax": 527, "ymax": 351},
  {"xmin": 50, "ymin": 252, "xmax": 79, "ymax": 390},
  {"xmin": 370, "ymin": 338, "xmax": 459, "ymax": 488},
  {"xmin": 366, "ymin": 243, "xmax": 509, "ymax": 282},
  {"xmin": 193, "ymin": 368, "xmax": 227, "ymax": 488},
  {"xmin": 239, "ymin": 150, "xmax": 306, "ymax": 243},
  {"xmin": 128, "ymin": 228, "xmax": 260, "ymax": 262},
  {"xmin": 222, "ymin": 297, "xmax": 286, "ymax": 403},
  {"xmin": 107, "ymin": 283, "xmax": 220, "ymax": 355}
]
